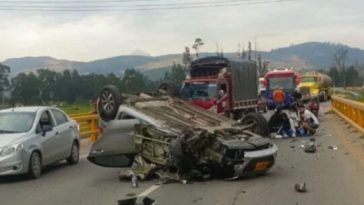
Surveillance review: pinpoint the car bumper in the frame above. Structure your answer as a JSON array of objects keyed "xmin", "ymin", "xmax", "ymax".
[
  {"xmin": 0, "ymin": 151, "xmax": 28, "ymax": 176},
  {"xmin": 233, "ymin": 144, "xmax": 278, "ymax": 176}
]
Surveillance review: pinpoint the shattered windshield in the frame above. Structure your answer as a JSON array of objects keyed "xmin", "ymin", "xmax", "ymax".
[
  {"xmin": 180, "ymin": 81, "xmax": 217, "ymax": 100},
  {"xmin": 268, "ymin": 77, "xmax": 295, "ymax": 91}
]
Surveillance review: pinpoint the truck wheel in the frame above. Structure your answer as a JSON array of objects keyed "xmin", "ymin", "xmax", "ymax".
[
  {"xmin": 156, "ymin": 83, "xmax": 179, "ymax": 97},
  {"xmin": 98, "ymin": 85, "xmax": 122, "ymax": 122},
  {"xmin": 241, "ymin": 113, "xmax": 270, "ymax": 137}
]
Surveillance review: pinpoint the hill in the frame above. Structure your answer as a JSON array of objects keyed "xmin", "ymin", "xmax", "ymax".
[{"xmin": 3, "ymin": 42, "xmax": 364, "ymax": 79}]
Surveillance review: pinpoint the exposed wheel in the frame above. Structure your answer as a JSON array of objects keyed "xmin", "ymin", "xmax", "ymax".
[
  {"xmin": 156, "ymin": 83, "xmax": 179, "ymax": 97},
  {"xmin": 241, "ymin": 113, "xmax": 270, "ymax": 137},
  {"xmin": 98, "ymin": 85, "xmax": 122, "ymax": 122},
  {"xmin": 28, "ymin": 152, "xmax": 42, "ymax": 179},
  {"xmin": 66, "ymin": 142, "xmax": 79, "ymax": 165}
]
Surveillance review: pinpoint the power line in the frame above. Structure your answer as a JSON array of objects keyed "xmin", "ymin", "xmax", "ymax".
[
  {"xmin": 0, "ymin": 0, "xmax": 297, "ymax": 11},
  {"xmin": 0, "ymin": 0, "xmax": 260, "ymax": 7},
  {"xmin": 0, "ymin": 0, "xmax": 156, "ymax": 3}
]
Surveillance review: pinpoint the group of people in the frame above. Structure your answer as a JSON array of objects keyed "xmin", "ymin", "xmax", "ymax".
[
  {"xmin": 269, "ymin": 86, "xmax": 320, "ymax": 138},
  {"xmin": 268, "ymin": 104, "xmax": 319, "ymax": 138}
]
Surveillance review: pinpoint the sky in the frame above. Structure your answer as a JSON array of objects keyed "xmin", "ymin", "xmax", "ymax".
[{"xmin": 0, "ymin": 0, "xmax": 363, "ymax": 61}]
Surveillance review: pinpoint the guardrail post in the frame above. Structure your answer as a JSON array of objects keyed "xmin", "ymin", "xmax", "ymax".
[{"xmin": 90, "ymin": 119, "xmax": 97, "ymax": 141}]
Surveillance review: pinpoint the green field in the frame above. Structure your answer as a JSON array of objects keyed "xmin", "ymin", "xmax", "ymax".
[{"xmin": 57, "ymin": 102, "xmax": 94, "ymax": 115}]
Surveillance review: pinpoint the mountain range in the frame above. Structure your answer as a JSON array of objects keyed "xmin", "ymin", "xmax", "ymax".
[{"xmin": 2, "ymin": 42, "xmax": 364, "ymax": 80}]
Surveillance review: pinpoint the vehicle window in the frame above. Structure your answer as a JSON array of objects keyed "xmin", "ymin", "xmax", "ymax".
[
  {"xmin": 118, "ymin": 112, "xmax": 135, "ymax": 120},
  {"xmin": 52, "ymin": 109, "xmax": 69, "ymax": 125},
  {"xmin": 0, "ymin": 112, "xmax": 36, "ymax": 133},
  {"xmin": 39, "ymin": 110, "xmax": 55, "ymax": 129},
  {"xmin": 268, "ymin": 77, "xmax": 295, "ymax": 91},
  {"xmin": 180, "ymin": 82, "xmax": 217, "ymax": 100}
]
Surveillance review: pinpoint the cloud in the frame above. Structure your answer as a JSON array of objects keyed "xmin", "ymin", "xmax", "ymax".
[{"xmin": 0, "ymin": 0, "xmax": 363, "ymax": 61}]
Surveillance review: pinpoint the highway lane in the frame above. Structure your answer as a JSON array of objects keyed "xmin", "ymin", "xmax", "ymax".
[{"xmin": 2, "ymin": 102, "xmax": 364, "ymax": 205}]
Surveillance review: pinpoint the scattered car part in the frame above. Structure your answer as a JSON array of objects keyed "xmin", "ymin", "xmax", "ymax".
[
  {"xmin": 294, "ymin": 183, "xmax": 307, "ymax": 193},
  {"xmin": 304, "ymin": 142, "xmax": 317, "ymax": 153}
]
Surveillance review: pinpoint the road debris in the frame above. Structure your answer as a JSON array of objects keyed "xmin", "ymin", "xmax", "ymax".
[
  {"xmin": 328, "ymin": 145, "xmax": 338, "ymax": 150},
  {"xmin": 294, "ymin": 183, "xmax": 306, "ymax": 193},
  {"xmin": 118, "ymin": 197, "xmax": 156, "ymax": 205},
  {"xmin": 131, "ymin": 174, "xmax": 139, "ymax": 188},
  {"xmin": 304, "ymin": 142, "xmax": 317, "ymax": 153}
]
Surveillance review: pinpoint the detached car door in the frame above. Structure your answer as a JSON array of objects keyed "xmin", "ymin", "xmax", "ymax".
[{"xmin": 88, "ymin": 113, "xmax": 140, "ymax": 167}]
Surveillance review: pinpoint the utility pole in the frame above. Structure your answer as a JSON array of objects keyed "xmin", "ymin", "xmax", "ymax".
[{"xmin": 248, "ymin": 41, "xmax": 252, "ymax": 60}]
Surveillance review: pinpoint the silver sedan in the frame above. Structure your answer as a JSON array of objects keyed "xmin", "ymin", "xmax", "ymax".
[{"xmin": 0, "ymin": 106, "xmax": 81, "ymax": 179}]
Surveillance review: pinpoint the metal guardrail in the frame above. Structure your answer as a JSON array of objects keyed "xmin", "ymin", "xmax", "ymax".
[
  {"xmin": 70, "ymin": 113, "xmax": 98, "ymax": 141},
  {"xmin": 331, "ymin": 95, "xmax": 364, "ymax": 133}
]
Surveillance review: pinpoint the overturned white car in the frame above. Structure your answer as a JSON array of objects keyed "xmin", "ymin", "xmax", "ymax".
[{"xmin": 88, "ymin": 85, "xmax": 278, "ymax": 181}]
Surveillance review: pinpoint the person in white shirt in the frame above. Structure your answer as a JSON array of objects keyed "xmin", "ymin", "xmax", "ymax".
[{"xmin": 298, "ymin": 104, "xmax": 319, "ymax": 135}]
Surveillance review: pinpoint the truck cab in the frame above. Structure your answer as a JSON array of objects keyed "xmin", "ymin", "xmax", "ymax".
[
  {"xmin": 180, "ymin": 79, "xmax": 228, "ymax": 113},
  {"xmin": 263, "ymin": 69, "xmax": 300, "ymax": 109}
]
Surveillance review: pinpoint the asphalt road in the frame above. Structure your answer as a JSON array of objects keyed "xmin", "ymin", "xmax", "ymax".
[{"xmin": 2, "ymin": 102, "xmax": 364, "ymax": 205}]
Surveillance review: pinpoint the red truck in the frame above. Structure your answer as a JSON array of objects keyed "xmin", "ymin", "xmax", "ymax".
[{"xmin": 177, "ymin": 57, "xmax": 269, "ymax": 136}]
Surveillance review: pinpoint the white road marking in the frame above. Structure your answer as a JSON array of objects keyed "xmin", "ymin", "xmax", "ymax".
[{"xmin": 138, "ymin": 185, "xmax": 161, "ymax": 197}]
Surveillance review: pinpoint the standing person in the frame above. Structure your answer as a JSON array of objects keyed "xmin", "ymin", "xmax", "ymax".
[
  {"xmin": 298, "ymin": 104, "xmax": 319, "ymax": 136},
  {"xmin": 272, "ymin": 86, "xmax": 285, "ymax": 108},
  {"xmin": 278, "ymin": 112, "xmax": 296, "ymax": 138}
]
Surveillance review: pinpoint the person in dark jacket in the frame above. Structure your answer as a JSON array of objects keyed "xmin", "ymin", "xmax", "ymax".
[
  {"xmin": 278, "ymin": 112, "xmax": 296, "ymax": 138},
  {"xmin": 268, "ymin": 107, "xmax": 283, "ymax": 133}
]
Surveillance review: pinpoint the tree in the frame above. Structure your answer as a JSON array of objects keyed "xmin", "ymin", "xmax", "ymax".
[
  {"xmin": 334, "ymin": 47, "xmax": 349, "ymax": 87},
  {"xmin": 164, "ymin": 63, "xmax": 186, "ymax": 87},
  {"xmin": 0, "ymin": 63, "xmax": 10, "ymax": 91},
  {"xmin": 182, "ymin": 47, "xmax": 193, "ymax": 70},
  {"xmin": 0, "ymin": 63, "xmax": 10, "ymax": 104},
  {"xmin": 192, "ymin": 38, "xmax": 204, "ymax": 58},
  {"xmin": 328, "ymin": 66, "xmax": 341, "ymax": 87},
  {"xmin": 11, "ymin": 72, "xmax": 41, "ymax": 105},
  {"xmin": 248, "ymin": 41, "xmax": 252, "ymax": 60}
]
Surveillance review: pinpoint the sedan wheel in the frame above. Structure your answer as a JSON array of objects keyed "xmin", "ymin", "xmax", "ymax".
[
  {"xmin": 28, "ymin": 152, "xmax": 42, "ymax": 179},
  {"xmin": 67, "ymin": 142, "xmax": 79, "ymax": 165}
]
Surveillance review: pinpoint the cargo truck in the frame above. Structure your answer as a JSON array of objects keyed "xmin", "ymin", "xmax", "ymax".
[
  {"xmin": 178, "ymin": 57, "xmax": 269, "ymax": 136},
  {"xmin": 298, "ymin": 71, "xmax": 333, "ymax": 102}
]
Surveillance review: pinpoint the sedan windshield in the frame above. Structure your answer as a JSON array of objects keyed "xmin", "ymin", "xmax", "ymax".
[
  {"xmin": 0, "ymin": 112, "xmax": 36, "ymax": 133},
  {"xmin": 180, "ymin": 81, "xmax": 217, "ymax": 100}
]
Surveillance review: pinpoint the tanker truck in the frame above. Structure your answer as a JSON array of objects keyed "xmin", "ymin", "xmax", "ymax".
[{"xmin": 298, "ymin": 71, "xmax": 333, "ymax": 102}]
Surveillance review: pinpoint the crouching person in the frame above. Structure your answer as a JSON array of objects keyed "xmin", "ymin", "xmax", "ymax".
[
  {"xmin": 278, "ymin": 112, "xmax": 296, "ymax": 138},
  {"xmin": 298, "ymin": 104, "xmax": 319, "ymax": 136}
]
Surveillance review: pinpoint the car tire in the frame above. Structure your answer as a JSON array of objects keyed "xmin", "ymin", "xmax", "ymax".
[
  {"xmin": 98, "ymin": 85, "xmax": 122, "ymax": 122},
  {"xmin": 66, "ymin": 142, "xmax": 79, "ymax": 165},
  {"xmin": 241, "ymin": 113, "xmax": 270, "ymax": 137},
  {"xmin": 156, "ymin": 83, "xmax": 179, "ymax": 97},
  {"xmin": 28, "ymin": 151, "xmax": 42, "ymax": 179}
]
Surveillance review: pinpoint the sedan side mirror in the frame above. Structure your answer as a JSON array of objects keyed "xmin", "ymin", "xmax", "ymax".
[{"xmin": 42, "ymin": 125, "xmax": 53, "ymax": 136}]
